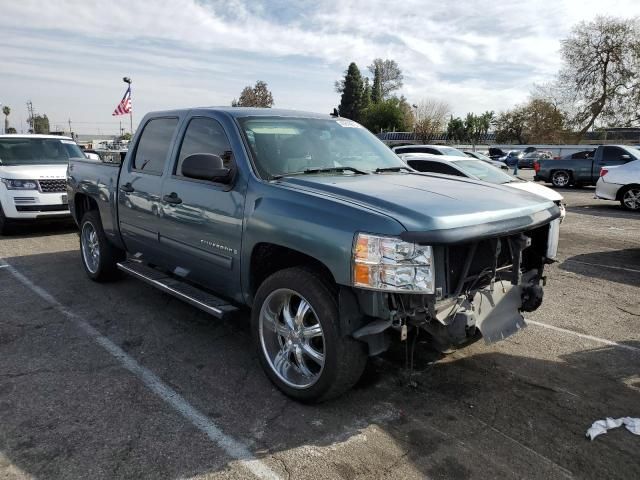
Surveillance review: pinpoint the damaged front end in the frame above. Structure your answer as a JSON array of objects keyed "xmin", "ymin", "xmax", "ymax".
[{"xmin": 349, "ymin": 215, "xmax": 560, "ymax": 355}]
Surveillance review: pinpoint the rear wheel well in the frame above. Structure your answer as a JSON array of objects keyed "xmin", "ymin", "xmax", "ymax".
[
  {"xmin": 616, "ymin": 184, "xmax": 640, "ymax": 200},
  {"xmin": 249, "ymin": 243, "xmax": 336, "ymax": 297},
  {"xmin": 74, "ymin": 194, "xmax": 99, "ymax": 223}
]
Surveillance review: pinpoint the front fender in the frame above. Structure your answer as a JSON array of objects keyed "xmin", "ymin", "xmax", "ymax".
[{"xmin": 240, "ymin": 180, "xmax": 405, "ymax": 302}]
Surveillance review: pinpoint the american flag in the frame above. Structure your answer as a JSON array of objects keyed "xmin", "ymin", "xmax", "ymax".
[{"xmin": 112, "ymin": 86, "xmax": 132, "ymax": 116}]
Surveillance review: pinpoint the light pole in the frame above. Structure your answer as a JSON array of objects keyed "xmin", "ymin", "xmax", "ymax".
[{"xmin": 123, "ymin": 76, "xmax": 132, "ymax": 135}]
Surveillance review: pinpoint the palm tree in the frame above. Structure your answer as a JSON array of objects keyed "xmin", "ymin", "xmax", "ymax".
[{"xmin": 2, "ymin": 106, "xmax": 10, "ymax": 134}]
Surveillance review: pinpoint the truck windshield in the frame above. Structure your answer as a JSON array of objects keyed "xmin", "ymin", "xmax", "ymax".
[
  {"xmin": 0, "ymin": 138, "xmax": 85, "ymax": 165},
  {"xmin": 237, "ymin": 117, "xmax": 407, "ymax": 179}
]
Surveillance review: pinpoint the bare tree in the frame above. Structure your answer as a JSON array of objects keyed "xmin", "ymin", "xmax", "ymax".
[
  {"xmin": 232, "ymin": 80, "xmax": 274, "ymax": 108},
  {"xmin": 367, "ymin": 59, "xmax": 403, "ymax": 99},
  {"xmin": 413, "ymin": 99, "xmax": 450, "ymax": 143},
  {"xmin": 558, "ymin": 16, "xmax": 640, "ymax": 139}
]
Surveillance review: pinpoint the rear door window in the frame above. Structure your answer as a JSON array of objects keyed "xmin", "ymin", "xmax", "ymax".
[
  {"xmin": 602, "ymin": 146, "xmax": 627, "ymax": 162},
  {"xmin": 132, "ymin": 117, "xmax": 179, "ymax": 174}
]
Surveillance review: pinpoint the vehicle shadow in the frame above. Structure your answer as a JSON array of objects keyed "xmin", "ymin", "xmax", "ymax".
[
  {"xmin": 0, "ymin": 220, "xmax": 77, "ymax": 239},
  {"xmin": 1, "ymin": 250, "xmax": 639, "ymax": 479},
  {"xmin": 560, "ymin": 248, "xmax": 640, "ymax": 286}
]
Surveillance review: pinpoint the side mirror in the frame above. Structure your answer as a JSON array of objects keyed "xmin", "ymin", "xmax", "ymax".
[
  {"xmin": 621, "ymin": 154, "xmax": 631, "ymax": 160},
  {"xmin": 181, "ymin": 153, "xmax": 232, "ymax": 183}
]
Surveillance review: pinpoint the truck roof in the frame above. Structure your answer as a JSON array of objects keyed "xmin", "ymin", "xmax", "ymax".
[
  {"xmin": 0, "ymin": 134, "xmax": 74, "ymax": 140},
  {"xmin": 144, "ymin": 107, "xmax": 334, "ymax": 120}
]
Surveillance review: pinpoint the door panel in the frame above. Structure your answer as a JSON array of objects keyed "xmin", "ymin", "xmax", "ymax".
[
  {"xmin": 118, "ymin": 117, "xmax": 179, "ymax": 262},
  {"xmin": 157, "ymin": 115, "xmax": 246, "ymax": 298}
]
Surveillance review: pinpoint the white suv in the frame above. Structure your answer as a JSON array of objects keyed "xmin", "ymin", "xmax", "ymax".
[{"xmin": 0, "ymin": 135, "xmax": 82, "ymax": 234}]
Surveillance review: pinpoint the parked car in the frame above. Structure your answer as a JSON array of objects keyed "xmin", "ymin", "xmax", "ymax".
[
  {"xmin": 595, "ymin": 160, "xmax": 640, "ymax": 211},
  {"xmin": 501, "ymin": 150, "xmax": 525, "ymax": 167},
  {"xmin": 0, "ymin": 134, "xmax": 79, "ymax": 234},
  {"xmin": 534, "ymin": 145, "xmax": 640, "ymax": 187},
  {"xmin": 464, "ymin": 150, "xmax": 509, "ymax": 170},
  {"xmin": 400, "ymin": 153, "xmax": 565, "ymax": 221},
  {"xmin": 520, "ymin": 151, "xmax": 552, "ymax": 169},
  {"xmin": 392, "ymin": 144, "xmax": 467, "ymax": 157},
  {"xmin": 488, "ymin": 147, "xmax": 506, "ymax": 160},
  {"xmin": 68, "ymin": 107, "xmax": 561, "ymax": 402}
]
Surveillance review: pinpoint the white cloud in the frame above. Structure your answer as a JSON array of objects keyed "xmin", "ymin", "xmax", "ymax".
[{"xmin": 1, "ymin": 0, "xmax": 639, "ymax": 133}]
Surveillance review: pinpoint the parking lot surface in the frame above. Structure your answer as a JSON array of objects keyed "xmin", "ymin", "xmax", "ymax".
[{"xmin": 1, "ymin": 174, "xmax": 639, "ymax": 479}]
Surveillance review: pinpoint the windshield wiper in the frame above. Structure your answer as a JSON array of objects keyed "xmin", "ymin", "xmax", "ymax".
[
  {"xmin": 272, "ymin": 166, "xmax": 367, "ymax": 179},
  {"xmin": 374, "ymin": 166, "xmax": 412, "ymax": 173}
]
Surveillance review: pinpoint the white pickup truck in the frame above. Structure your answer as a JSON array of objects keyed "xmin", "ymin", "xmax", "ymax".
[{"xmin": 0, "ymin": 134, "xmax": 83, "ymax": 234}]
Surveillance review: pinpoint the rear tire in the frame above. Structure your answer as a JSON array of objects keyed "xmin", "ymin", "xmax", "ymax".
[
  {"xmin": 79, "ymin": 210, "xmax": 125, "ymax": 281},
  {"xmin": 620, "ymin": 186, "xmax": 640, "ymax": 211},
  {"xmin": 551, "ymin": 170, "xmax": 571, "ymax": 188},
  {"xmin": 252, "ymin": 267, "xmax": 367, "ymax": 403}
]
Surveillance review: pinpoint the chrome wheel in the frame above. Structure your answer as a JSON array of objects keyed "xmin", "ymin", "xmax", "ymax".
[
  {"xmin": 259, "ymin": 288, "xmax": 325, "ymax": 389},
  {"xmin": 552, "ymin": 171, "xmax": 570, "ymax": 187},
  {"xmin": 81, "ymin": 221, "xmax": 100, "ymax": 274},
  {"xmin": 623, "ymin": 188, "xmax": 640, "ymax": 210}
]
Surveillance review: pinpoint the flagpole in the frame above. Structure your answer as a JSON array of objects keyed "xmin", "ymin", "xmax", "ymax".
[{"xmin": 123, "ymin": 76, "xmax": 133, "ymax": 135}]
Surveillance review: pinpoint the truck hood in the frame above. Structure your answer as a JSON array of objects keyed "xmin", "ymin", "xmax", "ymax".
[
  {"xmin": 0, "ymin": 164, "xmax": 67, "ymax": 180},
  {"xmin": 504, "ymin": 180, "xmax": 563, "ymax": 202},
  {"xmin": 279, "ymin": 173, "xmax": 560, "ymax": 243}
]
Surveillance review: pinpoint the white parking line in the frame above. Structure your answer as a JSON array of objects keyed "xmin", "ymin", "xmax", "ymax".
[
  {"xmin": 527, "ymin": 320, "xmax": 640, "ymax": 354},
  {"xmin": 563, "ymin": 259, "xmax": 640, "ymax": 274},
  {"xmin": 0, "ymin": 260, "xmax": 281, "ymax": 480}
]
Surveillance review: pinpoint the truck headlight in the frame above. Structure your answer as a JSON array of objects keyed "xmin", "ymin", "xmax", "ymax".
[
  {"xmin": 1, "ymin": 179, "xmax": 39, "ymax": 190},
  {"xmin": 353, "ymin": 233, "xmax": 434, "ymax": 293}
]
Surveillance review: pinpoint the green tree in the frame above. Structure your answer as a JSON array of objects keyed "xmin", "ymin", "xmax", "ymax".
[
  {"xmin": 362, "ymin": 77, "xmax": 372, "ymax": 111},
  {"xmin": 494, "ymin": 99, "xmax": 565, "ymax": 144},
  {"xmin": 120, "ymin": 132, "xmax": 132, "ymax": 141},
  {"xmin": 446, "ymin": 116, "xmax": 467, "ymax": 143},
  {"xmin": 371, "ymin": 65, "xmax": 383, "ymax": 104},
  {"xmin": 362, "ymin": 97, "xmax": 410, "ymax": 133},
  {"xmin": 231, "ymin": 80, "xmax": 274, "ymax": 107},
  {"xmin": 338, "ymin": 62, "xmax": 366, "ymax": 121},
  {"xmin": 2, "ymin": 105, "xmax": 10, "ymax": 133},
  {"xmin": 6, "ymin": 127, "xmax": 17, "ymax": 134},
  {"xmin": 367, "ymin": 59, "xmax": 403, "ymax": 99},
  {"xmin": 558, "ymin": 16, "xmax": 640, "ymax": 138},
  {"xmin": 31, "ymin": 114, "xmax": 50, "ymax": 134}
]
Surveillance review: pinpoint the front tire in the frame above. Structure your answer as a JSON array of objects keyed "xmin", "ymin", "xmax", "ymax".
[
  {"xmin": 252, "ymin": 267, "xmax": 367, "ymax": 403},
  {"xmin": 551, "ymin": 170, "xmax": 571, "ymax": 188},
  {"xmin": 0, "ymin": 204, "xmax": 10, "ymax": 236},
  {"xmin": 620, "ymin": 186, "xmax": 640, "ymax": 211},
  {"xmin": 79, "ymin": 210, "xmax": 125, "ymax": 281}
]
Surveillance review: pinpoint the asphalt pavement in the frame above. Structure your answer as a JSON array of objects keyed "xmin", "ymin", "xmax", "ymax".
[{"xmin": 1, "ymin": 172, "xmax": 639, "ymax": 479}]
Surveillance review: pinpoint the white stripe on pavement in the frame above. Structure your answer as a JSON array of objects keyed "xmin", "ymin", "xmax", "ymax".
[
  {"xmin": 0, "ymin": 260, "xmax": 281, "ymax": 480},
  {"xmin": 527, "ymin": 320, "xmax": 640, "ymax": 354}
]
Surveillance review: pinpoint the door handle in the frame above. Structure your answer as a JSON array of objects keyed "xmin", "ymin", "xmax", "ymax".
[
  {"xmin": 120, "ymin": 182, "xmax": 134, "ymax": 193},
  {"xmin": 163, "ymin": 192, "xmax": 182, "ymax": 205}
]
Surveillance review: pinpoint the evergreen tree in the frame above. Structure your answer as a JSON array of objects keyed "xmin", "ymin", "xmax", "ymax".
[
  {"xmin": 371, "ymin": 65, "xmax": 382, "ymax": 104},
  {"xmin": 362, "ymin": 78, "xmax": 372, "ymax": 111},
  {"xmin": 338, "ymin": 63, "xmax": 365, "ymax": 121}
]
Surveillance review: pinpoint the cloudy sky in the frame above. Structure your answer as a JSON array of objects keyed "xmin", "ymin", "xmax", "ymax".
[{"xmin": 1, "ymin": 0, "xmax": 639, "ymax": 134}]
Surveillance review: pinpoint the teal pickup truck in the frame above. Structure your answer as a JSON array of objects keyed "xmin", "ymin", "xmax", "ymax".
[
  {"xmin": 534, "ymin": 145, "xmax": 640, "ymax": 187},
  {"xmin": 67, "ymin": 107, "xmax": 561, "ymax": 402}
]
